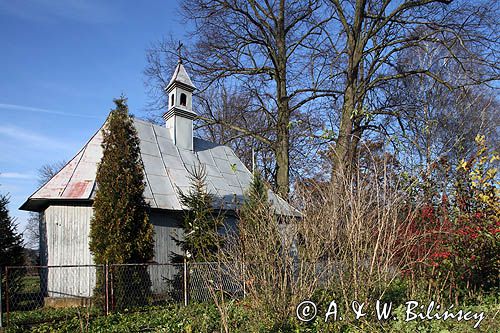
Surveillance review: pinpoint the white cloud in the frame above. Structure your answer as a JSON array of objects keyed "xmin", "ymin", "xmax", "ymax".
[
  {"xmin": 0, "ymin": 0, "xmax": 117, "ymax": 24},
  {"xmin": 0, "ymin": 125, "xmax": 73, "ymax": 151},
  {"xmin": 0, "ymin": 172, "xmax": 36, "ymax": 180},
  {"xmin": 0, "ymin": 103, "xmax": 100, "ymax": 119}
]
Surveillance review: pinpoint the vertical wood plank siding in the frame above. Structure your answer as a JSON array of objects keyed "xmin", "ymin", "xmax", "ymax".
[
  {"xmin": 149, "ymin": 211, "xmax": 183, "ymax": 294},
  {"xmin": 43, "ymin": 205, "xmax": 185, "ymax": 297},
  {"xmin": 44, "ymin": 205, "xmax": 95, "ymax": 297}
]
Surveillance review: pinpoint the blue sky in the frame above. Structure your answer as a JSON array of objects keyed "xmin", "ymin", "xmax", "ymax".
[{"xmin": 0, "ymin": 0, "xmax": 185, "ymax": 234}]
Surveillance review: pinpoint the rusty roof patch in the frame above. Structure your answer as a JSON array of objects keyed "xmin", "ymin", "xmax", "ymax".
[{"xmin": 64, "ymin": 180, "xmax": 93, "ymax": 198}]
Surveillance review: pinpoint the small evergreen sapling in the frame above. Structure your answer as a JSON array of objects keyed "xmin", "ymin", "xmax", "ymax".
[
  {"xmin": 242, "ymin": 171, "xmax": 269, "ymax": 211},
  {"xmin": 167, "ymin": 164, "xmax": 224, "ymax": 301},
  {"xmin": 238, "ymin": 171, "xmax": 279, "ymax": 263},
  {"xmin": 173, "ymin": 164, "xmax": 224, "ymax": 263}
]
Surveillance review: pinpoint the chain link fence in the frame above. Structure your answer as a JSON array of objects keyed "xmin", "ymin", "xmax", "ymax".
[
  {"xmin": 107, "ymin": 262, "xmax": 244, "ymax": 310},
  {"xmin": 2, "ymin": 265, "xmax": 105, "ymax": 326},
  {"xmin": 189, "ymin": 262, "xmax": 244, "ymax": 302},
  {"xmin": 108, "ymin": 263, "xmax": 183, "ymax": 310},
  {"xmin": 1, "ymin": 262, "xmax": 245, "ymax": 327}
]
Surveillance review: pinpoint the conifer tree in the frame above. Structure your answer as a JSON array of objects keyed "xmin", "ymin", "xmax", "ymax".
[
  {"xmin": 242, "ymin": 171, "xmax": 269, "ymax": 211},
  {"xmin": 89, "ymin": 97, "xmax": 154, "ymax": 308},
  {"xmin": 173, "ymin": 164, "xmax": 223, "ymax": 263},
  {"xmin": 237, "ymin": 172, "xmax": 288, "ymax": 314},
  {"xmin": 0, "ymin": 189, "xmax": 25, "ymax": 309},
  {"xmin": 238, "ymin": 172, "xmax": 278, "ymax": 263},
  {"xmin": 168, "ymin": 164, "xmax": 223, "ymax": 301}
]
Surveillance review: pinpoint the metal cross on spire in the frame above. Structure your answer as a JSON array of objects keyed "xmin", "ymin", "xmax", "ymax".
[{"xmin": 176, "ymin": 41, "xmax": 184, "ymax": 64}]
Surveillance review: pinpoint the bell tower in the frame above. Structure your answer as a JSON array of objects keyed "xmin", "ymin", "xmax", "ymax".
[{"xmin": 163, "ymin": 59, "xmax": 197, "ymax": 150}]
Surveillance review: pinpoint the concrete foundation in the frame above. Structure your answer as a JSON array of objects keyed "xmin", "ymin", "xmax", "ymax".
[{"xmin": 44, "ymin": 297, "xmax": 92, "ymax": 309}]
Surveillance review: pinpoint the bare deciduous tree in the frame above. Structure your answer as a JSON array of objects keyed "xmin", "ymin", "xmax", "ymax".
[
  {"xmin": 146, "ymin": 0, "xmax": 498, "ymax": 197},
  {"xmin": 24, "ymin": 161, "xmax": 66, "ymax": 250},
  {"xmin": 387, "ymin": 43, "xmax": 499, "ymax": 172},
  {"xmin": 325, "ymin": 0, "xmax": 499, "ymax": 177},
  {"xmin": 146, "ymin": 0, "xmax": 336, "ymax": 197}
]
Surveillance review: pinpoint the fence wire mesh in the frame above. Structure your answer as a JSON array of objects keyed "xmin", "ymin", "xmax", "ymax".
[
  {"xmin": 109, "ymin": 263, "xmax": 184, "ymax": 310},
  {"xmin": 3, "ymin": 265, "xmax": 106, "ymax": 326},
  {"xmin": 5, "ymin": 266, "xmax": 44, "ymax": 312},
  {"xmin": 189, "ymin": 262, "xmax": 244, "ymax": 302},
  {"xmin": 2, "ymin": 262, "xmax": 245, "ymax": 327}
]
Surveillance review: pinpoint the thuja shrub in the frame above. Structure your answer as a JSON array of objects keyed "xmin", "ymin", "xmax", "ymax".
[{"xmin": 89, "ymin": 97, "xmax": 155, "ymax": 309}]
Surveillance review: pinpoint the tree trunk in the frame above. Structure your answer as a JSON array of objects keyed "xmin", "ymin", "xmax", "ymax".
[
  {"xmin": 332, "ymin": 0, "xmax": 365, "ymax": 179},
  {"xmin": 274, "ymin": 0, "xmax": 290, "ymax": 198},
  {"xmin": 275, "ymin": 103, "xmax": 290, "ymax": 197},
  {"xmin": 334, "ymin": 84, "xmax": 355, "ymax": 174}
]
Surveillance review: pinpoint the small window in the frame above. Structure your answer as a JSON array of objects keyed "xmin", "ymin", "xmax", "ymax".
[
  {"xmin": 170, "ymin": 94, "xmax": 175, "ymax": 107},
  {"xmin": 180, "ymin": 93, "xmax": 187, "ymax": 106}
]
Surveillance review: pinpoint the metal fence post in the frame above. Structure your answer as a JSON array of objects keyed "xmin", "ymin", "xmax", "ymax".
[
  {"xmin": 242, "ymin": 262, "xmax": 246, "ymax": 299},
  {"xmin": 183, "ymin": 258, "xmax": 188, "ymax": 306}
]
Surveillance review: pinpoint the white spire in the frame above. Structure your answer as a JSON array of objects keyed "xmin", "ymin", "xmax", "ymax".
[
  {"xmin": 163, "ymin": 61, "xmax": 197, "ymax": 151},
  {"xmin": 166, "ymin": 61, "xmax": 196, "ymax": 92}
]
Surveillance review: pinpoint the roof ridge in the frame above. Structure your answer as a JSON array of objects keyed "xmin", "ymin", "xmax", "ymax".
[{"xmin": 133, "ymin": 117, "xmax": 221, "ymax": 148}]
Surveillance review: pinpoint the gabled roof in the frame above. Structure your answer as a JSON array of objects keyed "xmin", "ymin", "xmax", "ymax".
[
  {"xmin": 20, "ymin": 118, "xmax": 299, "ymax": 216},
  {"xmin": 166, "ymin": 61, "xmax": 196, "ymax": 91}
]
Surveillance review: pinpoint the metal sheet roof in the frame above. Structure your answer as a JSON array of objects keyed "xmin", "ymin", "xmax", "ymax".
[{"xmin": 20, "ymin": 118, "xmax": 299, "ymax": 216}]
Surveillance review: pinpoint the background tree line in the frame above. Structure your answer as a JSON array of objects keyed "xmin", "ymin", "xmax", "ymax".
[{"xmin": 145, "ymin": 0, "xmax": 499, "ymax": 198}]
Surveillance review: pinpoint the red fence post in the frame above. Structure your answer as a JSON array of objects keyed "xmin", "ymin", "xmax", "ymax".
[
  {"xmin": 109, "ymin": 265, "xmax": 114, "ymax": 312},
  {"xmin": 0, "ymin": 266, "xmax": 3, "ymax": 329},
  {"xmin": 5, "ymin": 267, "xmax": 9, "ymax": 327},
  {"xmin": 104, "ymin": 263, "xmax": 109, "ymax": 316}
]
